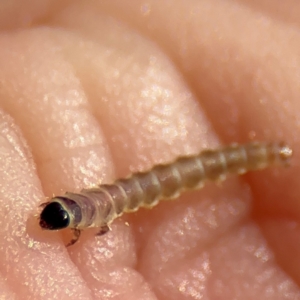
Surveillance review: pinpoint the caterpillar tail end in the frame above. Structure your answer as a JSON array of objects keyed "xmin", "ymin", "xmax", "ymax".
[{"xmin": 277, "ymin": 142, "xmax": 293, "ymax": 167}]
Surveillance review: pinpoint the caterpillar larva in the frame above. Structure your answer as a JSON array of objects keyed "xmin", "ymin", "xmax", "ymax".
[{"xmin": 39, "ymin": 141, "xmax": 292, "ymax": 246}]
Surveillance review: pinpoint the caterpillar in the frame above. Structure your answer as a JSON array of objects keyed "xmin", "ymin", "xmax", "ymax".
[{"xmin": 39, "ymin": 141, "xmax": 292, "ymax": 246}]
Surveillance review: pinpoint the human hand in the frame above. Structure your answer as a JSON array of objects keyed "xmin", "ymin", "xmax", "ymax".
[{"xmin": 0, "ymin": 1, "xmax": 299, "ymax": 299}]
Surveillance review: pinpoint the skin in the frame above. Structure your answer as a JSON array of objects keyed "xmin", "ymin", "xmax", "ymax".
[{"xmin": 0, "ymin": 0, "xmax": 299, "ymax": 299}]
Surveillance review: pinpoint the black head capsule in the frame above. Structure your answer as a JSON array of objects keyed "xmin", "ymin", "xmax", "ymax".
[{"xmin": 39, "ymin": 202, "xmax": 70, "ymax": 230}]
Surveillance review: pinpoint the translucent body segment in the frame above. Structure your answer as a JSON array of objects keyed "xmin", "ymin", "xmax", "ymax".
[
  {"xmin": 115, "ymin": 177, "xmax": 144, "ymax": 212},
  {"xmin": 173, "ymin": 156, "xmax": 206, "ymax": 189},
  {"xmin": 39, "ymin": 141, "xmax": 293, "ymax": 236},
  {"xmin": 219, "ymin": 144, "xmax": 248, "ymax": 174},
  {"xmin": 76, "ymin": 189, "xmax": 116, "ymax": 228},
  {"xmin": 130, "ymin": 172, "xmax": 162, "ymax": 208},
  {"xmin": 151, "ymin": 164, "xmax": 182, "ymax": 199},
  {"xmin": 197, "ymin": 149, "xmax": 228, "ymax": 180},
  {"xmin": 99, "ymin": 184, "xmax": 127, "ymax": 216}
]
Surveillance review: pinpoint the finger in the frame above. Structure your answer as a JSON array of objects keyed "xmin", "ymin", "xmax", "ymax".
[
  {"xmin": 49, "ymin": 5, "xmax": 217, "ymax": 175},
  {"xmin": 0, "ymin": 110, "xmax": 91, "ymax": 299},
  {"xmin": 0, "ymin": 30, "xmax": 113, "ymax": 195}
]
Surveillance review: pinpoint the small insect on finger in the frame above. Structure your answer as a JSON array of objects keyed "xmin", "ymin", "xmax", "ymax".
[{"xmin": 38, "ymin": 141, "xmax": 293, "ymax": 246}]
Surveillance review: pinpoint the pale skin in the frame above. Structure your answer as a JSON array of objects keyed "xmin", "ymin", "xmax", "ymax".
[{"xmin": 0, "ymin": 1, "xmax": 300, "ymax": 299}]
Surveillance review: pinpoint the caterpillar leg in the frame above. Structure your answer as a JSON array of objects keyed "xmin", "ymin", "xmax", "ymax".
[
  {"xmin": 67, "ymin": 228, "xmax": 81, "ymax": 247},
  {"xmin": 96, "ymin": 224, "xmax": 111, "ymax": 236}
]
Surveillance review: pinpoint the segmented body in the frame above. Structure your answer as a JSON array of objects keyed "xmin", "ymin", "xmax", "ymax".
[{"xmin": 39, "ymin": 141, "xmax": 292, "ymax": 245}]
